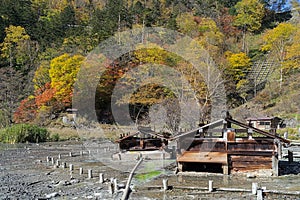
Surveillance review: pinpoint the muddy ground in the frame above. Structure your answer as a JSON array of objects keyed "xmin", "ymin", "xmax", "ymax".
[{"xmin": 0, "ymin": 140, "xmax": 300, "ymax": 200}]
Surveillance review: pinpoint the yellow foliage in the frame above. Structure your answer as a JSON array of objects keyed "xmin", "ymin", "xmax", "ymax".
[
  {"xmin": 227, "ymin": 52, "xmax": 251, "ymax": 81},
  {"xmin": 282, "ymin": 28, "xmax": 300, "ymax": 73},
  {"xmin": 176, "ymin": 12, "xmax": 198, "ymax": 37},
  {"xmin": 234, "ymin": 0, "xmax": 265, "ymax": 32},
  {"xmin": 0, "ymin": 25, "xmax": 30, "ymax": 59},
  {"xmin": 261, "ymin": 23, "xmax": 297, "ymax": 52},
  {"xmin": 49, "ymin": 53, "xmax": 84, "ymax": 104}
]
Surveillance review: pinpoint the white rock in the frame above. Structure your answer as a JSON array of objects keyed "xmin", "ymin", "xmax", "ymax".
[{"xmin": 45, "ymin": 192, "xmax": 59, "ymax": 198}]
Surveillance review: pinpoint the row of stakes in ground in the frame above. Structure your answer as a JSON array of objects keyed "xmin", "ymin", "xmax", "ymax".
[
  {"xmin": 45, "ymin": 151, "xmax": 127, "ymax": 195},
  {"xmin": 45, "ymin": 151, "xmax": 265, "ymax": 199},
  {"xmin": 163, "ymin": 180, "xmax": 264, "ymax": 200}
]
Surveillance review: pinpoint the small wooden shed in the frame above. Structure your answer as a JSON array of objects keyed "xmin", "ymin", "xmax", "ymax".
[
  {"xmin": 173, "ymin": 116, "xmax": 290, "ymax": 175},
  {"xmin": 246, "ymin": 116, "xmax": 283, "ymax": 134}
]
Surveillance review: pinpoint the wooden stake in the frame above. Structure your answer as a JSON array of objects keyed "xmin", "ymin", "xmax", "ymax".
[
  {"xmin": 88, "ymin": 169, "xmax": 92, "ymax": 179},
  {"xmin": 114, "ymin": 178, "xmax": 119, "ymax": 191},
  {"xmin": 162, "ymin": 179, "xmax": 168, "ymax": 191},
  {"xmin": 61, "ymin": 162, "xmax": 66, "ymax": 169},
  {"xmin": 252, "ymin": 182, "xmax": 258, "ymax": 195},
  {"xmin": 208, "ymin": 180, "xmax": 213, "ymax": 192},
  {"xmin": 109, "ymin": 181, "xmax": 114, "ymax": 194},
  {"xmin": 257, "ymin": 188, "xmax": 263, "ymax": 200},
  {"xmin": 99, "ymin": 173, "xmax": 104, "ymax": 183},
  {"xmin": 69, "ymin": 164, "xmax": 73, "ymax": 171}
]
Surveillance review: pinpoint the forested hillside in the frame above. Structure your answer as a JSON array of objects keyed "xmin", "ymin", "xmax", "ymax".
[{"xmin": 0, "ymin": 0, "xmax": 299, "ymax": 130}]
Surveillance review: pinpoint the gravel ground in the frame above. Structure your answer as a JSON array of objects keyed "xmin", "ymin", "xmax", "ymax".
[{"xmin": 0, "ymin": 140, "xmax": 299, "ymax": 200}]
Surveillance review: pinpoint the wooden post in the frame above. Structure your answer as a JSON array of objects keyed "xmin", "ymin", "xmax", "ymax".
[
  {"xmin": 99, "ymin": 173, "xmax": 104, "ymax": 183},
  {"xmin": 69, "ymin": 152, "xmax": 73, "ymax": 157},
  {"xmin": 56, "ymin": 159, "xmax": 60, "ymax": 166},
  {"xmin": 208, "ymin": 180, "xmax": 213, "ymax": 192},
  {"xmin": 257, "ymin": 188, "xmax": 263, "ymax": 200},
  {"xmin": 58, "ymin": 154, "xmax": 61, "ymax": 159},
  {"xmin": 288, "ymin": 150, "xmax": 293, "ymax": 163},
  {"xmin": 222, "ymin": 165, "xmax": 229, "ymax": 175},
  {"xmin": 171, "ymin": 146, "xmax": 176, "ymax": 159},
  {"xmin": 252, "ymin": 182, "xmax": 258, "ymax": 195},
  {"xmin": 79, "ymin": 167, "xmax": 83, "ymax": 175},
  {"xmin": 162, "ymin": 179, "xmax": 168, "ymax": 191},
  {"xmin": 161, "ymin": 152, "xmax": 165, "ymax": 160},
  {"xmin": 69, "ymin": 164, "xmax": 73, "ymax": 171},
  {"xmin": 278, "ymin": 142, "xmax": 282, "ymax": 159},
  {"xmin": 61, "ymin": 162, "xmax": 66, "ymax": 169},
  {"xmin": 284, "ymin": 132, "xmax": 288, "ymax": 139},
  {"xmin": 109, "ymin": 181, "xmax": 114, "ymax": 194},
  {"xmin": 46, "ymin": 156, "xmax": 50, "ymax": 162},
  {"xmin": 51, "ymin": 157, "xmax": 54, "ymax": 165},
  {"xmin": 80, "ymin": 151, "xmax": 83, "ymax": 156},
  {"xmin": 88, "ymin": 169, "xmax": 92, "ymax": 179},
  {"xmin": 272, "ymin": 155, "xmax": 279, "ymax": 176},
  {"xmin": 114, "ymin": 178, "xmax": 119, "ymax": 191},
  {"xmin": 118, "ymin": 153, "xmax": 122, "ymax": 160}
]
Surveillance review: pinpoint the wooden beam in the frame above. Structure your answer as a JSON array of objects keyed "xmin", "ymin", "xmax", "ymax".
[
  {"xmin": 226, "ymin": 118, "xmax": 290, "ymax": 144},
  {"xmin": 171, "ymin": 119, "xmax": 225, "ymax": 140}
]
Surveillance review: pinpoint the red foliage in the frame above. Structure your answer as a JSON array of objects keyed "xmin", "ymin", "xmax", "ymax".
[
  {"xmin": 35, "ymin": 82, "xmax": 56, "ymax": 108},
  {"xmin": 13, "ymin": 97, "xmax": 37, "ymax": 123},
  {"xmin": 218, "ymin": 8, "xmax": 241, "ymax": 38}
]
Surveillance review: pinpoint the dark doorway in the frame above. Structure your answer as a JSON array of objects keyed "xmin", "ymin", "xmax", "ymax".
[{"xmin": 182, "ymin": 162, "xmax": 223, "ymax": 173}]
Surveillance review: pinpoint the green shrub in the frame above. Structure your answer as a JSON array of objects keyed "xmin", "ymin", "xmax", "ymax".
[
  {"xmin": 50, "ymin": 133, "xmax": 60, "ymax": 142},
  {"xmin": 0, "ymin": 124, "xmax": 49, "ymax": 143}
]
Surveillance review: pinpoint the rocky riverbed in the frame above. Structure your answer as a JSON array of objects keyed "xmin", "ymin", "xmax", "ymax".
[{"xmin": 0, "ymin": 140, "xmax": 299, "ymax": 200}]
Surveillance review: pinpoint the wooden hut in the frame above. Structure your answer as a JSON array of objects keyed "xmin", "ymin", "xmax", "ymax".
[
  {"xmin": 173, "ymin": 117, "xmax": 290, "ymax": 175},
  {"xmin": 246, "ymin": 116, "xmax": 283, "ymax": 134},
  {"xmin": 116, "ymin": 126, "xmax": 169, "ymax": 151}
]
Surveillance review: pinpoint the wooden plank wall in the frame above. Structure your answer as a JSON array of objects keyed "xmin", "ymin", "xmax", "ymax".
[{"xmin": 230, "ymin": 155, "xmax": 273, "ymax": 172}]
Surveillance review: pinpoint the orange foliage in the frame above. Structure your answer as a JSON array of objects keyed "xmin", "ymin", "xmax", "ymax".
[
  {"xmin": 35, "ymin": 82, "xmax": 56, "ymax": 108},
  {"xmin": 13, "ymin": 97, "xmax": 37, "ymax": 123}
]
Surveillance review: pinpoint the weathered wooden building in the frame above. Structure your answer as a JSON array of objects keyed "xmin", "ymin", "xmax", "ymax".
[
  {"xmin": 246, "ymin": 116, "xmax": 283, "ymax": 133},
  {"xmin": 173, "ymin": 117, "xmax": 290, "ymax": 175},
  {"xmin": 116, "ymin": 127, "xmax": 169, "ymax": 151}
]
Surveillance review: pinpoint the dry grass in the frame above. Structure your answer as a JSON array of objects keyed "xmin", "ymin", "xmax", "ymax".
[
  {"xmin": 47, "ymin": 124, "xmax": 138, "ymax": 142},
  {"xmin": 47, "ymin": 127, "xmax": 80, "ymax": 141}
]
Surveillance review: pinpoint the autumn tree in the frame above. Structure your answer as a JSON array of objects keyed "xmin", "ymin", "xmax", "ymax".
[
  {"xmin": 176, "ymin": 12, "xmax": 199, "ymax": 38},
  {"xmin": 49, "ymin": 53, "xmax": 84, "ymax": 108},
  {"xmin": 226, "ymin": 52, "xmax": 252, "ymax": 103},
  {"xmin": 261, "ymin": 23, "xmax": 297, "ymax": 63},
  {"xmin": 234, "ymin": 0, "xmax": 265, "ymax": 52},
  {"xmin": 261, "ymin": 22, "xmax": 297, "ymax": 88},
  {"xmin": 13, "ymin": 96, "xmax": 37, "ymax": 123},
  {"xmin": 0, "ymin": 25, "xmax": 39, "ymax": 71},
  {"xmin": 282, "ymin": 26, "xmax": 300, "ymax": 74}
]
